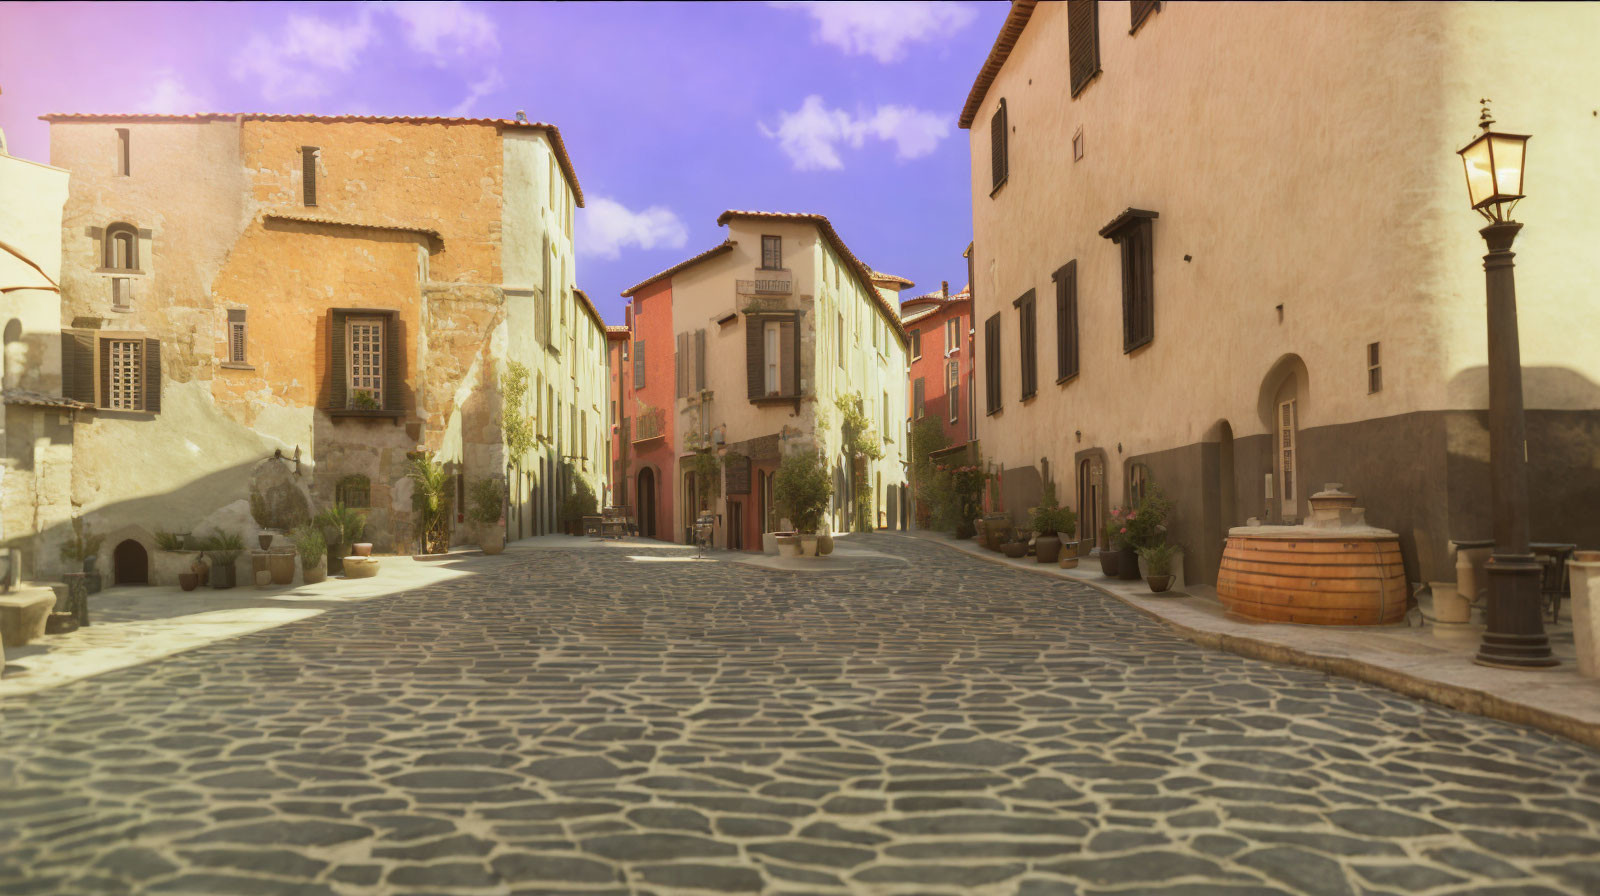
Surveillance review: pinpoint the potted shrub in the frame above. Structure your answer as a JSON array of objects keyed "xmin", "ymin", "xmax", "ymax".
[
  {"xmin": 1124, "ymin": 487, "xmax": 1175, "ymax": 581},
  {"xmin": 59, "ymin": 517, "xmax": 104, "ymax": 591},
  {"xmin": 1138, "ymin": 542, "xmax": 1180, "ymax": 593},
  {"xmin": 1099, "ymin": 516, "xmax": 1124, "ymax": 577},
  {"xmin": 774, "ymin": 450, "xmax": 832, "ymax": 558},
  {"xmin": 408, "ymin": 452, "xmax": 453, "ymax": 555},
  {"xmin": 200, "ymin": 530, "xmax": 244, "ymax": 589},
  {"xmin": 1001, "ymin": 528, "xmax": 1032, "ymax": 559},
  {"xmin": 559, "ymin": 472, "xmax": 599, "ymax": 539},
  {"xmin": 315, "ymin": 503, "xmax": 367, "ymax": 575},
  {"xmin": 1030, "ymin": 483, "xmax": 1076, "ymax": 565},
  {"xmin": 153, "ymin": 529, "xmax": 201, "ymax": 587},
  {"xmin": 467, "ymin": 478, "xmax": 506, "ymax": 555},
  {"xmin": 291, "ymin": 524, "xmax": 327, "ymax": 585}
]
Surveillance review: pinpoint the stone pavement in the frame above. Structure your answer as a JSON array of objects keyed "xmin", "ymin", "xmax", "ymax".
[
  {"xmin": 904, "ymin": 529, "xmax": 1600, "ymax": 751},
  {"xmin": 2, "ymin": 535, "xmax": 1599, "ymax": 895}
]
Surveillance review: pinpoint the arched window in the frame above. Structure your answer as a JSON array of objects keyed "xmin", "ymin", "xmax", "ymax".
[
  {"xmin": 335, "ymin": 474, "xmax": 371, "ymax": 509},
  {"xmin": 104, "ymin": 223, "xmax": 138, "ymax": 271}
]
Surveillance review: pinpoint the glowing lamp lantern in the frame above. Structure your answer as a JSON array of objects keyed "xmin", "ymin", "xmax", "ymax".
[{"xmin": 1457, "ymin": 114, "xmax": 1528, "ymax": 221}]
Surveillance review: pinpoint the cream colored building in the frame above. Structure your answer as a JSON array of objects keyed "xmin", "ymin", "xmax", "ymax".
[
  {"xmin": 0, "ymin": 129, "xmax": 76, "ymax": 580},
  {"xmin": 618, "ymin": 211, "xmax": 910, "ymax": 548},
  {"xmin": 965, "ymin": 1, "xmax": 1600, "ymax": 584},
  {"xmin": 38, "ymin": 113, "xmax": 604, "ymax": 582}
]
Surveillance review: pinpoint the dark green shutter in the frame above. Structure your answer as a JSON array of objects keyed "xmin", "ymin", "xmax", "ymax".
[
  {"xmin": 694, "ymin": 329, "xmax": 706, "ymax": 391},
  {"xmin": 1131, "ymin": 0, "xmax": 1159, "ymax": 33},
  {"xmin": 782, "ymin": 317, "xmax": 798, "ymax": 396},
  {"xmin": 1056, "ymin": 260, "xmax": 1079, "ymax": 381},
  {"xmin": 384, "ymin": 312, "xmax": 404, "ymax": 412},
  {"xmin": 746, "ymin": 315, "xmax": 764, "ymax": 399},
  {"xmin": 143, "ymin": 339, "xmax": 161, "ymax": 413},
  {"xmin": 61, "ymin": 332, "xmax": 96, "ymax": 406},
  {"xmin": 329, "ymin": 310, "xmax": 347, "ymax": 410}
]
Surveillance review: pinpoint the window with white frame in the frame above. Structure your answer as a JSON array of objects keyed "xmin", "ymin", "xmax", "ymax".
[
  {"xmin": 348, "ymin": 317, "xmax": 384, "ymax": 408},
  {"xmin": 107, "ymin": 339, "xmax": 143, "ymax": 410},
  {"xmin": 764, "ymin": 322, "xmax": 780, "ymax": 394},
  {"xmin": 1278, "ymin": 399, "xmax": 1298, "ymax": 517},
  {"xmin": 946, "ymin": 317, "xmax": 960, "ymax": 355},
  {"xmin": 947, "ymin": 360, "xmax": 960, "ymax": 424},
  {"xmin": 227, "ymin": 309, "xmax": 247, "ymax": 364}
]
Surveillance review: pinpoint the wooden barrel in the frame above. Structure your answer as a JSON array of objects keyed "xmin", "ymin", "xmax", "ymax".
[{"xmin": 1217, "ymin": 535, "xmax": 1408, "ymax": 625}]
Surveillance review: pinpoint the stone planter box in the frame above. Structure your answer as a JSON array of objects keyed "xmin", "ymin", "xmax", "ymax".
[
  {"xmin": 775, "ymin": 534, "xmax": 799, "ymax": 559},
  {"xmin": 152, "ymin": 550, "xmax": 202, "ymax": 587},
  {"xmin": 480, "ymin": 530, "xmax": 505, "ymax": 555},
  {"xmin": 343, "ymin": 556, "xmax": 379, "ymax": 579},
  {"xmin": 0, "ymin": 587, "xmax": 55, "ymax": 647},
  {"xmin": 1570, "ymin": 552, "xmax": 1600, "ymax": 678}
]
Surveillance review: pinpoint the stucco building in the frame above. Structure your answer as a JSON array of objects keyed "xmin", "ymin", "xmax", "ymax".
[
  {"xmin": 964, "ymin": 1, "xmax": 1600, "ymax": 585},
  {"xmin": 0, "ymin": 129, "xmax": 76, "ymax": 580},
  {"xmin": 901, "ymin": 280, "xmax": 975, "ymax": 526},
  {"xmin": 39, "ymin": 112, "xmax": 605, "ymax": 580},
  {"xmin": 615, "ymin": 211, "xmax": 910, "ymax": 549}
]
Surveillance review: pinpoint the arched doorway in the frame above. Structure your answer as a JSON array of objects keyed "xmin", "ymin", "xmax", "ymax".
[
  {"xmin": 112, "ymin": 539, "xmax": 148, "ymax": 585},
  {"xmin": 1215, "ymin": 420, "xmax": 1236, "ymax": 533},
  {"xmin": 1078, "ymin": 455, "xmax": 1105, "ymax": 553},
  {"xmin": 637, "ymin": 467, "xmax": 657, "ymax": 539}
]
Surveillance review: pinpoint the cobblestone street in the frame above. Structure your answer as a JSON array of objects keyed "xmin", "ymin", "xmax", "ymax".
[{"xmin": 2, "ymin": 535, "xmax": 1598, "ymax": 895}]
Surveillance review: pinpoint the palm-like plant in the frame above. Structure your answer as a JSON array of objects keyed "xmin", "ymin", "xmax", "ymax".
[{"xmin": 408, "ymin": 452, "xmax": 452, "ymax": 554}]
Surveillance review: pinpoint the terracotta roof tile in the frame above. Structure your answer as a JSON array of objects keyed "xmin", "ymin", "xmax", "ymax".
[
  {"xmin": 959, "ymin": 1, "xmax": 1038, "ymax": 130},
  {"xmin": 620, "ymin": 240, "xmax": 737, "ymax": 297},
  {"xmin": 868, "ymin": 269, "xmax": 915, "ymax": 288},
  {"xmin": 3, "ymin": 389, "xmax": 88, "ymax": 410},
  {"xmin": 714, "ymin": 211, "xmax": 907, "ymax": 342},
  {"xmin": 573, "ymin": 287, "xmax": 607, "ymax": 329},
  {"xmin": 39, "ymin": 112, "xmax": 584, "ymax": 205},
  {"xmin": 264, "ymin": 213, "xmax": 441, "ymax": 241}
]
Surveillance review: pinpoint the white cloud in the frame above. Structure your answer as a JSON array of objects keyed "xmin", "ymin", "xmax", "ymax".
[
  {"xmin": 134, "ymin": 70, "xmax": 210, "ymax": 114},
  {"xmin": 388, "ymin": 1, "xmax": 499, "ymax": 63},
  {"xmin": 448, "ymin": 68, "xmax": 505, "ymax": 116},
  {"xmin": 577, "ymin": 199, "xmax": 689, "ymax": 261},
  {"xmin": 761, "ymin": 95, "xmax": 950, "ymax": 171},
  {"xmin": 773, "ymin": 1, "xmax": 977, "ymax": 64},
  {"xmin": 232, "ymin": 10, "xmax": 378, "ymax": 101}
]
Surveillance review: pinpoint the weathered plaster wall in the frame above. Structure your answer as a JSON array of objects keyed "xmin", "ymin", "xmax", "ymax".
[{"xmin": 626, "ymin": 280, "xmax": 677, "ymax": 540}]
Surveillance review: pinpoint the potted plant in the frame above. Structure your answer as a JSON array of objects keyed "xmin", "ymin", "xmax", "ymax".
[
  {"xmin": 1029, "ymin": 483, "xmax": 1076, "ymax": 565},
  {"xmin": 408, "ymin": 452, "xmax": 452, "ymax": 556},
  {"xmin": 200, "ymin": 530, "xmax": 244, "ymax": 589},
  {"xmin": 1002, "ymin": 528, "xmax": 1032, "ymax": 559},
  {"xmin": 467, "ymin": 478, "xmax": 506, "ymax": 554},
  {"xmin": 1099, "ymin": 516, "xmax": 1124, "ymax": 577},
  {"xmin": 1107, "ymin": 506, "xmax": 1141, "ymax": 582},
  {"xmin": 1123, "ymin": 487, "xmax": 1174, "ymax": 581},
  {"xmin": 315, "ymin": 503, "xmax": 366, "ymax": 575},
  {"xmin": 290, "ymin": 524, "xmax": 326, "ymax": 584},
  {"xmin": 559, "ymin": 470, "xmax": 599, "ymax": 539},
  {"xmin": 59, "ymin": 517, "xmax": 104, "ymax": 589},
  {"xmin": 774, "ymin": 450, "xmax": 832, "ymax": 559},
  {"xmin": 1138, "ymin": 542, "xmax": 1180, "ymax": 593},
  {"xmin": 153, "ymin": 529, "xmax": 201, "ymax": 587}
]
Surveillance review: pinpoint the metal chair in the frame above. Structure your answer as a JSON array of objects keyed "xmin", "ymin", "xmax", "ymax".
[{"xmin": 1530, "ymin": 543, "xmax": 1576, "ymax": 624}]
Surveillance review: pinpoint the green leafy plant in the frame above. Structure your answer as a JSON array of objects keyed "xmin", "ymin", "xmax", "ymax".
[
  {"xmin": 928, "ymin": 450, "xmax": 985, "ymax": 539},
  {"xmin": 1138, "ymin": 541, "xmax": 1180, "ymax": 577},
  {"xmin": 1030, "ymin": 481, "xmax": 1077, "ymax": 537},
  {"xmin": 315, "ymin": 502, "xmax": 367, "ymax": 548},
  {"xmin": 467, "ymin": 478, "xmax": 504, "ymax": 526},
  {"xmin": 836, "ymin": 393, "xmax": 884, "ymax": 532},
  {"xmin": 290, "ymin": 524, "xmax": 326, "ymax": 569},
  {"xmin": 774, "ymin": 450, "xmax": 833, "ymax": 534},
  {"xmin": 560, "ymin": 466, "xmax": 599, "ymax": 529},
  {"xmin": 199, "ymin": 530, "xmax": 245, "ymax": 565},
  {"xmin": 687, "ymin": 451, "xmax": 722, "ymax": 507},
  {"xmin": 407, "ymin": 452, "xmax": 452, "ymax": 554},
  {"xmin": 58, "ymin": 517, "xmax": 104, "ymax": 565},
  {"xmin": 501, "ymin": 361, "xmax": 537, "ymax": 469},
  {"xmin": 909, "ymin": 417, "xmax": 950, "ymax": 528},
  {"xmin": 1106, "ymin": 510, "xmax": 1135, "ymax": 551},
  {"xmin": 1122, "ymin": 486, "xmax": 1174, "ymax": 549},
  {"xmin": 352, "ymin": 390, "xmax": 381, "ymax": 410},
  {"xmin": 154, "ymin": 530, "xmax": 187, "ymax": 551}
]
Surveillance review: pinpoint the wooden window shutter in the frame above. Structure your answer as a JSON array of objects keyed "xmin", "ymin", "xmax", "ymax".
[
  {"xmin": 984, "ymin": 313, "xmax": 1002, "ymax": 414},
  {"xmin": 98, "ymin": 338, "xmax": 112, "ymax": 409},
  {"xmin": 302, "ymin": 147, "xmax": 318, "ymax": 206},
  {"xmin": 1068, "ymin": 0, "xmax": 1101, "ymax": 97},
  {"xmin": 989, "ymin": 99, "xmax": 1008, "ymax": 190},
  {"xmin": 913, "ymin": 378, "xmax": 925, "ymax": 418},
  {"xmin": 383, "ymin": 313, "xmax": 404, "ymax": 412},
  {"xmin": 143, "ymin": 339, "xmax": 162, "ymax": 413},
  {"xmin": 227, "ymin": 309, "xmax": 247, "ymax": 363},
  {"xmin": 676, "ymin": 332, "xmax": 688, "ymax": 399},
  {"xmin": 60, "ymin": 332, "xmax": 96, "ymax": 406},
  {"xmin": 694, "ymin": 329, "xmax": 706, "ymax": 392},
  {"xmin": 780, "ymin": 318, "xmax": 798, "ymax": 396},
  {"xmin": 1131, "ymin": 0, "xmax": 1160, "ymax": 33},
  {"xmin": 634, "ymin": 340, "xmax": 646, "ymax": 389},
  {"xmin": 1013, "ymin": 289, "xmax": 1036, "ymax": 399},
  {"xmin": 745, "ymin": 315, "xmax": 764, "ymax": 400},
  {"xmin": 329, "ymin": 310, "xmax": 348, "ymax": 410},
  {"xmin": 910, "ymin": 328, "xmax": 921, "ymax": 359},
  {"xmin": 1055, "ymin": 261, "xmax": 1079, "ymax": 381}
]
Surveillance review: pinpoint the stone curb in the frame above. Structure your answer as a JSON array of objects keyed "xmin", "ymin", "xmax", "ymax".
[{"xmin": 896, "ymin": 532, "xmax": 1600, "ymax": 751}]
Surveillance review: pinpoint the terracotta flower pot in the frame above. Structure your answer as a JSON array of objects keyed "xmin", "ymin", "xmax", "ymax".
[
  {"xmin": 1145, "ymin": 574, "xmax": 1175, "ymax": 593},
  {"xmin": 352, "ymin": 543, "xmax": 373, "ymax": 557},
  {"xmin": 178, "ymin": 572, "xmax": 199, "ymax": 592},
  {"xmin": 302, "ymin": 564, "xmax": 326, "ymax": 585},
  {"xmin": 1035, "ymin": 534, "xmax": 1061, "ymax": 564},
  {"xmin": 268, "ymin": 551, "xmax": 296, "ymax": 585}
]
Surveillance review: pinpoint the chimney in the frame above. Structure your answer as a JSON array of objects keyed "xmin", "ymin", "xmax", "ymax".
[{"xmin": 941, "ymin": 281, "xmax": 949, "ymax": 298}]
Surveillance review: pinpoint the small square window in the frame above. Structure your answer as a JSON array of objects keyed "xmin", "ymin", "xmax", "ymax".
[{"xmin": 1072, "ymin": 127, "xmax": 1085, "ymax": 162}]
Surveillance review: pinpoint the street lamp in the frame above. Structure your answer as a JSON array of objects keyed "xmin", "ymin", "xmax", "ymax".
[{"xmin": 1456, "ymin": 101, "xmax": 1555, "ymax": 668}]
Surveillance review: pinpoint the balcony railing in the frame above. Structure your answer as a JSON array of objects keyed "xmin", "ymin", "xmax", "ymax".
[
  {"xmin": 631, "ymin": 406, "xmax": 667, "ymax": 443},
  {"xmin": 736, "ymin": 278, "xmax": 792, "ymax": 296}
]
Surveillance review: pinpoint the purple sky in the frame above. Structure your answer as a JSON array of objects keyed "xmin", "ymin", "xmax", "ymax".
[{"xmin": 0, "ymin": 1, "xmax": 1006, "ymax": 325}]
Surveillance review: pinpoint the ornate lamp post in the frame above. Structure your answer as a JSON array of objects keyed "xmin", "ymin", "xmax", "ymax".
[{"xmin": 1457, "ymin": 101, "xmax": 1555, "ymax": 668}]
